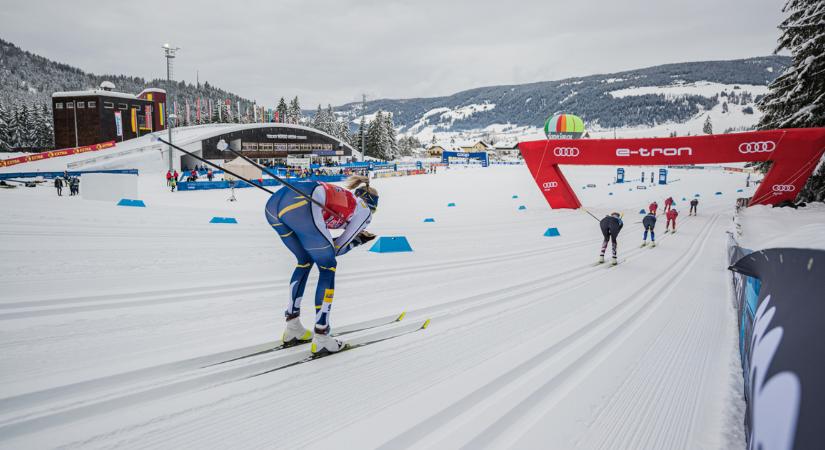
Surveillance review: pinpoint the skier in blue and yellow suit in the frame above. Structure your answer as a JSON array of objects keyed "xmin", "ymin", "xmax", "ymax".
[{"xmin": 264, "ymin": 175, "xmax": 378, "ymax": 354}]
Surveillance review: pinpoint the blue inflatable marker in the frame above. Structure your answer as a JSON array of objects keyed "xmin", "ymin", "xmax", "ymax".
[
  {"xmin": 682, "ymin": 197, "xmax": 686, "ymax": 201},
  {"xmin": 737, "ymin": 189, "xmax": 743, "ymax": 193},
  {"xmin": 715, "ymin": 191, "xmax": 723, "ymax": 195},
  {"xmin": 369, "ymin": 236, "xmax": 413, "ymax": 253},
  {"xmin": 694, "ymin": 194, "xmax": 701, "ymax": 197},
  {"xmin": 423, "ymin": 218, "xmax": 435, "ymax": 223},
  {"xmin": 543, "ymin": 227, "xmax": 560, "ymax": 237},
  {"xmin": 609, "ymin": 192, "xmax": 613, "ymax": 196},
  {"xmin": 512, "ymin": 195, "xmax": 519, "ymax": 199},
  {"xmin": 639, "ymin": 209, "xmax": 646, "ymax": 214},
  {"xmin": 117, "ymin": 199, "xmax": 146, "ymax": 207},
  {"xmin": 210, "ymin": 217, "xmax": 238, "ymax": 224},
  {"xmin": 447, "ymin": 202, "xmax": 456, "ymax": 207},
  {"xmin": 518, "ymin": 205, "xmax": 527, "ymax": 210}
]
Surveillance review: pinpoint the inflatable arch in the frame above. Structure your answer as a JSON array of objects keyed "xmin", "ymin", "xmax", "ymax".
[{"xmin": 518, "ymin": 128, "xmax": 825, "ymax": 209}]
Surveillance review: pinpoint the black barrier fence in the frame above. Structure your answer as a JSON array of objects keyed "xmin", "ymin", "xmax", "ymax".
[{"xmin": 727, "ymin": 241, "xmax": 825, "ymax": 450}]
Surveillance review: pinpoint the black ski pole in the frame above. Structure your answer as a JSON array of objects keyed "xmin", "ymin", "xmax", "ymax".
[
  {"xmin": 214, "ymin": 141, "xmax": 348, "ymax": 223},
  {"xmin": 157, "ymin": 137, "xmax": 347, "ymax": 222},
  {"xmin": 156, "ymin": 137, "xmax": 275, "ymax": 195},
  {"xmin": 582, "ymin": 208, "xmax": 600, "ymax": 222}
]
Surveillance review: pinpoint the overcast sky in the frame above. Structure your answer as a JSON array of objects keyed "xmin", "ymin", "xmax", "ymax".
[{"xmin": 1, "ymin": 0, "xmax": 784, "ymax": 107}]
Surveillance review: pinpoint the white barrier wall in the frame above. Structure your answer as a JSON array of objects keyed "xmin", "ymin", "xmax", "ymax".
[{"xmin": 81, "ymin": 173, "xmax": 139, "ymax": 202}]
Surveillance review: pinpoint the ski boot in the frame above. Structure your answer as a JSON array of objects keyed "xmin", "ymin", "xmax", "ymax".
[
  {"xmin": 282, "ymin": 317, "xmax": 313, "ymax": 347},
  {"xmin": 598, "ymin": 255, "xmax": 605, "ymax": 264},
  {"xmin": 611, "ymin": 257, "xmax": 618, "ymax": 266},
  {"xmin": 651, "ymin": 241, "xmax": 656, "ymax": 247},
  {"xmin": 311, "ymin": 327, "xmax": 347, "ymax": 355},
  {"xmin": 640, "ymin": 241, "xmax": 647, "ymax": 248}
]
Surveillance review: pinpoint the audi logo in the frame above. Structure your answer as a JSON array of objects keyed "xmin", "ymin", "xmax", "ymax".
[
  {"xmin": 553, "ymin": 147, "xmax": 580, "ymax": 157},
  {"xmin": 772, "ymin": 184, "xmax": 796, "ymax": 192},
  {"xmin": 738, "ymin": 141, "xmax": 776, "ymax": 153},
  {"xmin": 542, "ymin": 181, "xmax": 558, "ymax": 189}
]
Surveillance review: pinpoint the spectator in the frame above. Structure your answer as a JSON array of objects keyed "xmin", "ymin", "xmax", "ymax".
[
  {"xmin": 173, "ymin": 169, "xmax": 179, "ymax": 181},
  {"xmin": 207, "ymin": 169, "xmax": 214, "ymax": 181},
  {"xmin": 170, "ymin": 177, "xmax": 177, "ymax": 192},
  {"xmin": 54, "ymin": 177, "xmax": 63, "ymax": 196},
  {"xmin": 191, "ymin": 169, "xmax": 198, "ymax": 181},
  {"xmin": 166, "ymin": 170, "xmax": 172, "ymax": 186},
  {"xmin": 70, "ymin": 177, "xmax": 80, "ymax": 196}
]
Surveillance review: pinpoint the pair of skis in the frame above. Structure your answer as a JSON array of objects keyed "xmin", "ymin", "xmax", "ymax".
[{"xmin": 210, "ymin": 312, "xmax": 431, "ymax": 375}]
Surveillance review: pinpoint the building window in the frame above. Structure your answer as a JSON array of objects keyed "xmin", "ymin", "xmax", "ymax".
[
  {"xmin": 119, "ymin": 103, "xmax": 127, "ymax": 110},
  {"xmin": 104, "ymin": 102, "xmax": 114, "ymax": 109},
  {"xmin": 55, "ymin": 103, "xmax": 63, "ymax": 109},
  {"xmin": 77, "ymin": 102, "xmax": 85, "ymax": 108},
  {"xmin": 67, "ymin": 102, "xmax": 75, "ymax": 109},
  {"xmin": 87, "ymin": 101, "xmax": 96, "ymax": 108},
  {"xmin": 132, "ymin": 105, "xmax": 140, "ymax": 109}
]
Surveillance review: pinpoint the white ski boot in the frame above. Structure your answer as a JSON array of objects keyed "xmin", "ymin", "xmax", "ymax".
[
  {"xmin": 282, "ymin": 317, "xmax": 313, "ymax": 346},
  {"xmin": 611, "ymin": 257, "xmax": 618, "ymax": 266},
  {"xmin": 651, "ymin": 241, "xmax": 656, "ymax": 247},
  {"xmin": 640, "ymin": 241, "xmax": 647, "ymax": 247},
  {"xmin": 598, "ymin": 255, "xmax": 605, "ymax": 264},
  {"xmin": 311, "ymin": 328, "xmax": 347, "ymax": 354}
]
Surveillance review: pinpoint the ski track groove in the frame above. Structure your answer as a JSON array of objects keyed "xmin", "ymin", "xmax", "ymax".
[
  {"xmin": 377, "ymin": 214, "xmax": 717, "ymax": 449},
  {"xmin": 0, "ymin": 217, "xmax": 694, "ymax": 443}
]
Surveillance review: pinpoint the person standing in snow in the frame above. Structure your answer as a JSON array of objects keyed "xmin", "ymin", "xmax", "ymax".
[
  {"xmin": 54, "ymin": 177, "xmax": 63, "ymax": 196},
  {"xmin": 166, "ymin": 170, "xmax": 172, "ymax": 186},
  {"xmin": 264, "ymin": 175, "xmax": 379, "ymax": 354},
  {"xmin": 598, "ymin": 212, "xmax": 624, "ymax": 265},
  {"xmin": 207, "ymin": 169, "xmax": 214, "ymax": 182},
  {"xmin": 170, "ymin": 177, "xmax": 177, "ymax": 192},
  {"xmin": 664, "ymin": 196, "xmax": 673, "ymax": 213},
  {"xmin": 641, "ymin": 211, "xmax": 657, "ymax": 247},
  {"xmin": 665, "ymin": 208, "xmax": 679, "ymax": 233},
  {"xmin": 648, "ymin": 201, "xmax": 658, "ymax": 216},
  {"xmin": 689, "ymin": 198, "xmax": 699, "ymax": 216}
]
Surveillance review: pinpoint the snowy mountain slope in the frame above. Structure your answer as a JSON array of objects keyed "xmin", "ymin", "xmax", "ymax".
[
  {"xmin": 0, "ymin": 165, "xmax": 758, "ymax": 448},
  {"xmin": 338, "ymin": 56, "xmax": 789, "ymax": 137}
]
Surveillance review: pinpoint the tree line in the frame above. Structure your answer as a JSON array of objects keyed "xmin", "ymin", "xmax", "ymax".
[{"xmin": 0, "ymin": 100, "xmax": 53, "ymax": 151}]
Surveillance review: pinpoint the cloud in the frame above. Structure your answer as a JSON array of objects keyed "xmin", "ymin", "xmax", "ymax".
[{"xmin": 0, "ymin": 0, "xmax": 783, "ymax": 107}]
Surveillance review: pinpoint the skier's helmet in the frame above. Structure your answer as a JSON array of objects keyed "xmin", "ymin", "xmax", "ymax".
[{"xmin": 610, "ymin": 212, "xmax": 621, "ymax": 218}]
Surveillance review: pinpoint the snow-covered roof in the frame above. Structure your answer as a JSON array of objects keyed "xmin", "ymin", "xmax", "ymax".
[
  {"xmin": 52, "ymin": 89, "xmax": 140, "ymax": 100},
  {"xmin": 138, "ymin": 88, "xmax": 167, "ymax": 96}
]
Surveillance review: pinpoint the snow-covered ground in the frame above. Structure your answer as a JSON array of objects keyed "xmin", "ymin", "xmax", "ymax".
[{"xmin": 0, "ymin": 162, "xmax": 782, "ymax": 448}]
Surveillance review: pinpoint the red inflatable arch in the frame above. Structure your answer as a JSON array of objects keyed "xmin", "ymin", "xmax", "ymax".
[{"xmin": 518, "ymin": 128, "xmax": 825, "ymax": 209}]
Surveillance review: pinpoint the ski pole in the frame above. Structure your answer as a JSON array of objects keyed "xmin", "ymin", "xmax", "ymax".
[
  {"xmin": 581, "ymin": 208, "xmax": 600, "ymax": 222},
  {"xmin": 156, "ymin": 137, "xmax": 276, "ymax": 195},
  {"xmin": 214, "ymin": 141, "xmax": 349, "ymax": 223},
  {"xmin": 157, "ymin": 137, "xmax": 347, "ymax": 222}
]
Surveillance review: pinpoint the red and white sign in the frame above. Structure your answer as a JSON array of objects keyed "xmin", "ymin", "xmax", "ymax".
[
  {"xmin": 0, "ymin": 141, "xmax": 116, "ymax": 168},
  {"xmin": 518, "ymin": 128, "xmax": 825, "ymax": 209}
]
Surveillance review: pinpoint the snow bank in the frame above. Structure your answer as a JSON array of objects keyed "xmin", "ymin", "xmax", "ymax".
[
  {"xmin": 736, "ymin": 203, "xmax": 825, "ymax": 251},
  {"xmin": 81, "ymin": 173, "xmax": 139, "ymax": 202}
]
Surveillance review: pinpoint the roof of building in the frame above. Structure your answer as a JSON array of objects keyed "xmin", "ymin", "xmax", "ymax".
[
  {"xmin": 52, "ymin": 89, "xmax": 143, "ymax": 100},
  {"xmin": 138, "ymin": 88, "xmax": 167, "ymax": 96}
]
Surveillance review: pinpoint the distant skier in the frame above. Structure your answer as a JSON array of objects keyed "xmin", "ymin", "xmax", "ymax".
[
  {"xmin": 666, "ymin": 208, "xmax": 679, "ymax": 233},
  {"xmin": 598, "ymin": 212, "xmax": 624, "ymax": 265},
  {"xmin": 664, "ymin": 196, "xmax": 673, "ymax": 213},
  {"xmin": 265, "ymin": 175, "xmax": 378, "ymax": 354},
  {"xmin": 641, "ymin": 211, "xmax": 657, "ymax": 247},
  {"xmin": 54, "ymin": 177, "xmax": 63, "ymax": 196},
  {"xmin": 689, "ymin": 198, "xmax": 698, "ymax": 216},
  {"xmin": 648, "ymin": 201, "xmax": 658, "ymax": 216}
]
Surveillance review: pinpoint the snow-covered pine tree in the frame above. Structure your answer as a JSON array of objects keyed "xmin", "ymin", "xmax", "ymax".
[
  {"xmin": 338, "ymin": 120, "xmax": 352, "ymax": 145},
  {"xmin": 722, "ymin": 102, "xmax": 729, "ymax": 113},
  {"xmin": 0, "ymin": 100, "xmax": 11, "ymax": 151},
  {"xmin": 288, "ymin": 97, "xmax": 302, "ymax": 124},
  {"xmin": 277, "ymin": 97, "xmax": 288, "ymax": 123},
  {"xmin": 324, "ymin": 104, "xmax": 336, "ymax": 136},
  {"xmin": 384, "ymin": 112, "xmax": 398, "ymax": 159},
  {"xmin": 312, "ymin": 104, "xmax": 325, "ymax": 131},
  {"xmin": 366, "ymin": 110, "xmax": 388, "ymax": 160},
  {"xmin": 16, "ymin": 103, "xmax": 32, "ymax": 148},
  {"xmin": 758, "ymin": 0, "xmax": 825, "ymax": 202},
  {"xmin": 702, "ymin": 115, "xmax": 713, "ymax": 134}
]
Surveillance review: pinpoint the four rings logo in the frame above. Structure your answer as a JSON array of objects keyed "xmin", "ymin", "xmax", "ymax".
[
  {"xmin": 738, "ymin": 141, "xmax": 776, "ymax": 153},
  {"xmin": 542, "ymin": 181, "xmax": 558, "ymax": 190},
  {"xmin": 772, "ymin": 184, "xmax": 796, "ymax": 192},
  {"xmin": 553, "ymin": 147, "xmax": 580, "ymax": 157}
]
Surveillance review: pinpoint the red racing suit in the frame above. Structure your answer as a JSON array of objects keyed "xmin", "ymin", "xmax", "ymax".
[
  {"xmin": 649, "ymin": 202, "xmax": 658, "ymax": 215},
  {"xmin": 666, "ymin": 209, "xmax": 678, "ymax": 230}
]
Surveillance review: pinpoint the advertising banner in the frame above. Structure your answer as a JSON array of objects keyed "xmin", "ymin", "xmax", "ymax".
[
  {"xmin": 0, "ymin": 141, "xmax": 116, "ymax": 168},
  {"xmin": 114, "ymin": 111, "xmax": 123, "ymax": 137},
  {"xmin": 729, "ymin": 246, "xmax": 825, "ymax": 450}
]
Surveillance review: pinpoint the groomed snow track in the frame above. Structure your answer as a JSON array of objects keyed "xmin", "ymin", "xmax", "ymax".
[{"xmin": 0, "ymin": 166, "xmax": 746, "ymax": 448}]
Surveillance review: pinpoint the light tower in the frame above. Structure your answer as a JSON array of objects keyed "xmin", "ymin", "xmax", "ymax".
[{"xmin": 163, "ymin": 43, "xmax": 180, "ymax": 170}]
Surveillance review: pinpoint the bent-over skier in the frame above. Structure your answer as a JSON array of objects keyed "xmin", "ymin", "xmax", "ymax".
[
  {"xmin": 264, "ymin": 176, "xmax": 378, "ymax": 354},
  {"xmin": 599, "ymin": 212, "xmax": 624, "ymax": 265},
  {"xmin": 641, "ymin": 211, "xmax": 656, "ymax": 247},
  {"xmin": 666, "ymin": 208, "xmax": 679, "ymax": 233}
]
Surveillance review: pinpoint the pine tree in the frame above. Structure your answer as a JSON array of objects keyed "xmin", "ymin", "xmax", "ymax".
[
  {"xmin": 288, "ymin": 96, "xmax": 302, "ymax": 124},
  {"xmin": 366, "ymin": 110, "xmax": 388, "ymax": 160},
  {"xmin": 16, "ymin": 103, "xmax": 32, "ymax": 148},
  {"xmin": 40, "ymin": 104, "xmax": 54, "ymax": 148},
  {"xmin": 324, "ymin": 104, "xmax": 336, "ymax": 136},
  {"xmin": 702, "ymin": 115, "xmax": 713, "ymax": 134},
  {"xmin": 757, "ymin": 0, "xmax": 825, "ymax": 202},
  {"xmin": 354, "ymin": 115, "xmax": 366, "ymax": 153},
  {"xmin": 0, "ymin": 100, "xmax": 11, "ymax": 151},
  {"xmin": 722, "ymin": 102, "xmax": 729, "ymax": 113},
  {"xmin": 384, "ymin": 112, "xmax": 399, "ymax": 159},
  {"xmin": 276, "ymin": 97, "xmax": 288, "ymax": 123}
]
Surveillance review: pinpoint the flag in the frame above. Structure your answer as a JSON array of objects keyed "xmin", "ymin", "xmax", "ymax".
[
  {"xmin": 185, "ymin": 100, "xmax": 191, "ymax": 125},
  {"xmin": 196, "ymin": 97, "xmax": 201, "ymax": 122}
]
